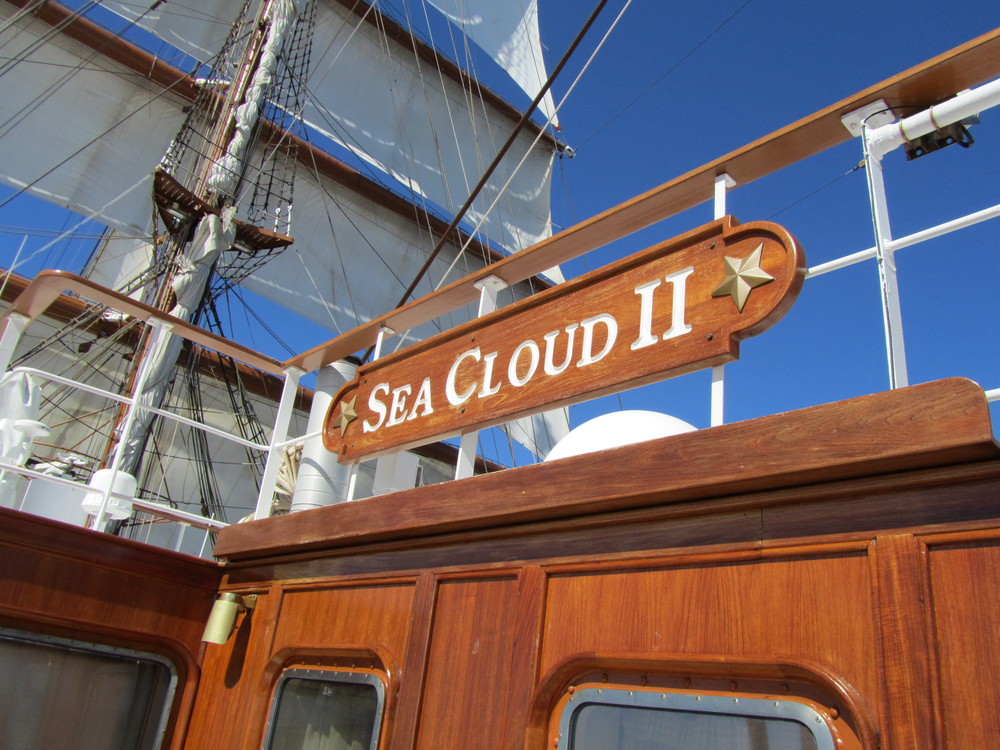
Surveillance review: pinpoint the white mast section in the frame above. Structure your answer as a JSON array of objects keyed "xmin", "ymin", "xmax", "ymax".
[{"xmin": 710, "ymin": 173, "xmax": 734, "ymax": 427}]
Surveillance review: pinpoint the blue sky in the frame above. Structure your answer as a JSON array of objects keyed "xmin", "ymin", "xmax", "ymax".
[
  {"xmin": 2, "ymin": 0, "xmax": 998, "ymax": 464},
  {"xmin": 536, "ymin": 0, "xmax": 1000, "ymax": 436}
]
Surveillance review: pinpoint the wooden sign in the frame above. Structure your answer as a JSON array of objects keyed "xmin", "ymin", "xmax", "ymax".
[{"xmin": 323, "ymin": 216, "xmax": 805, "ymax": 462}]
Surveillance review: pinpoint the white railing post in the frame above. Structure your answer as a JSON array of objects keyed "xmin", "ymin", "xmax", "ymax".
[
  {"xmin": 454, "ymin": 276, "xmax": 508, "ymax": 479},
  {"xmin": 862, "ymin": 124, "xmax": 909, "ymax": 389},
  {"xmin": 348, "ymin": 330, "xmax": 397, "ymax": 502},
  {"xmin": 710, "ymin": 173, "xmax": 735, "ymax": 426},
  {"xmin": 372, "ymin": 326, "xmax": 394, "ymax": 361},
  {"xmin": 253, "ymin": 366, "xmax": 303, "ymax": 519},
  {"xmin": 0, "ymin": 312, "xmax": 29, "ymax": 373}
]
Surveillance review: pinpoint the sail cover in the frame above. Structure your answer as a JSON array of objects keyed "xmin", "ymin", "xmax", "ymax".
[
  {"xmin": 425, "ymin": 0, "xmax": 558, "ymax": 126},
  {"xmin": 97, "ymin": 0, "xmax": 555, "ymax": 253}
]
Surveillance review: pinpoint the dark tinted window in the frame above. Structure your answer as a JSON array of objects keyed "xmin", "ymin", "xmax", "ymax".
[
  {"xmin": 265, "ymin": 670, "xmax": 384, "ymax": 750},
  {"xmin": 0, "ymin": 630, "xmax": 174, "ymax": 750}
]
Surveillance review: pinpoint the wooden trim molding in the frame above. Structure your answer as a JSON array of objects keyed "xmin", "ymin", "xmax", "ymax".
[
  {"xmin": 869, "ymin": 534, "xmax": 942, "ymax": 750},
  {"xmin": 385, "ymin": 572, "xmax": 438, "ymax": 750},
  {"xmin": 214, "ymin": 378, "xmax": 999, "ymax": 561},
  {"xmin": 525, "ymin": 653, "xmax": 878, "ymax": 750}
]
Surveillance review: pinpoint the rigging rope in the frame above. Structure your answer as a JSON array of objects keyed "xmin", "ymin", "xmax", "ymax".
[
  {"xmin": 3, "ymin": 175, "xmax": 153, "ymax": 276},
  {"xmin": 0, "ymin": 0, "xmax": 166, "ymax": 137},
  {"xmin": 574, "ymin": 0, "xmax": 754, "ymax": 154},
  {"xmin": 385, "ymin": 0, "xmax": 630, "ymax": 355},
  {"xmin": 0, "ymin": 0, "xmax": 103, "ymax": 78},
  {"xmin": 366, "ymin": 0, "xmax": 616, "ymax": 363},
  {"xmin": 443, "ymin": 0, "xmax": 635, "ymax": 274}
]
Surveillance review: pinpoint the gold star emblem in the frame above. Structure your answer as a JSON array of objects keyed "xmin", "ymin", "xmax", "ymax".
[
  {"xmin": 333, "ymin": 395, "xmax": 358, "ymax": 436},
  {"xmin": 711, "ymin": 243, "xmax": 774, "ymax": 312}
]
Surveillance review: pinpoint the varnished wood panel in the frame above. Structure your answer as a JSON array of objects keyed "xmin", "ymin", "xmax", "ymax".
[
  {"xmin": 217, "ymin": 379, "xmax": 998, "ymax": 561},
  {"xmin": 540, "ymin": 553, "xmax": 879, "ymax": 707},
  {"xmin": 415, "ymin": 577, "xmax": 541, "ymax": 750},
  {"xmin": 223, "ymin": 462, "xmax": 1000, "ymax": 586},
  {"xmin": 223, "ymin": 508, "xmax": 764, "ymax": 585},
  {"xmin": 927, "ymin": 541, "xmax": 1000, "ymax": 748},
  {"xmin": 269, "ymin": 583, "xmax": 416, "ymax": 654},
  {"xmin": 869, "ymin": 535, "xmax": 940, "ymax": 750},
  {"xmin": 0, "ymin": 508, "xmax": 218, "ymax": 650},
  {"xmin": 183, "ymin": 588, "xmax": 280, "ymax": 750},
  {"xmin": 0, "ymin": 510, "xmax": 221, "ymax": 750},
  {"xmin": 255, "ymin": 584, "xmax": 418, "ymax": 750},
  {"xmin": 763, "ymin": 464, "xmax": 1000, "ymax": 541}
]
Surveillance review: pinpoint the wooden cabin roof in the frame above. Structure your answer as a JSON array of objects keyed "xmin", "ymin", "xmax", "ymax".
[{"xmin": 214, "ymin": 377, "xmax": 1000, "ymax": 570}]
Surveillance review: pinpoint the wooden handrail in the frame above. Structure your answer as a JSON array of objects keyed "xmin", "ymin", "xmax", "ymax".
[{"xmin": 4, "ymin": 270, "xmax": 286, "ymax": 376}]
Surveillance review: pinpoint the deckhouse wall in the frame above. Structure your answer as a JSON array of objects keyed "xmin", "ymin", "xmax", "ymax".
[
  {"xmin": 2, "ymin": 379, "xmax": 998, "ymax": 749},
  {"xmin": 184, "ymin": 378, "xmax": 1000, "ymax": 750}
]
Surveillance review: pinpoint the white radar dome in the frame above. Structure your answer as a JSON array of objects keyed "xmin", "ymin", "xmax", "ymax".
[{"xmin": 544, "ymin": 410, "xmax": 697, "ymax": 462}]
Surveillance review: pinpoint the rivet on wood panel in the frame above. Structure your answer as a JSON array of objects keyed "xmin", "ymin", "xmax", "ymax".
[
  {"xmin": 600, "ymin": 673, "xmax": 608, "ymax": 683},
  {"xmin": 640, "ymin": 675, "xmax": 648, "ymax": 686},
  {"xmin": 683, "ymin": 677, "xmax": 691, "ymax": 688},
  {"xmin": 729, "ymin": 680, "xmax": 738, "ymax": 691}
]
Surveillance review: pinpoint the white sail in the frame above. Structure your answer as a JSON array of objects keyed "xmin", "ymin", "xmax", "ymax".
[
  {"xmin": 100, "ymin": 0, "xmax": 558, "ymax": 126},
  {"xmin": 426, "ymin": 0, "xmax": 558, "ymax": 126},
  {"xmin": 0, "ymin": 7, "xmax": 185, "ymax": 234},
  {"xmin": 97, "ymin": 0, "xmax": 243, "ymax": 64},
  {"xmin": 96, "ymin": 0, "xmax": 556, "ymax": 253},
  {"xmin": 305, "ymin": 0, "xmax": 554, "ymax": 252},
  {"xmin": 0, "ymin": 1, "xmax": 553, "ymax": 338},
  {"xmin": 241, "ymin": 159, "xmax": 512, "ymax": 338}
]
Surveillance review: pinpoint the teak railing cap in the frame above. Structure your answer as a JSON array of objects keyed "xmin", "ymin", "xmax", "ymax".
[{"xmin": 213, "ymin": 378, "xmax": 1000, "ymax": 561}]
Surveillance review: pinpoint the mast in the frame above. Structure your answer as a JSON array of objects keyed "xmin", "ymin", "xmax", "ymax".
[
  {"xmin": 108, "ymin": 0, "xmax": 310, "ymax": 479},
  {"xmin": 0, "ymin": 0, "xmax": 565, "ymax": 534}
]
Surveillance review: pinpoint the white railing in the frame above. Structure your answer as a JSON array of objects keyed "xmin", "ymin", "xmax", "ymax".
[{"xmin": 0, "ymin": 273, "xmax": 314, "ymax": 552}]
